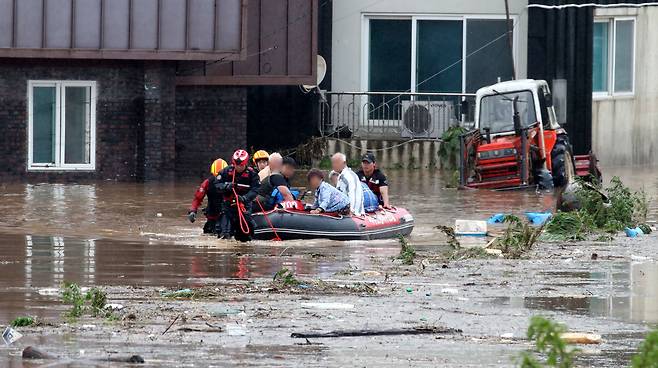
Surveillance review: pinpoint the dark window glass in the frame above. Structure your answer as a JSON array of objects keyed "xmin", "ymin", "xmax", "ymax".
[
  {"xmin": 592, "ymin": 22, "xmax": 609, "ymax": 92},
  {"xmin": 368, "ymin": 19, "xmax": 412, "ymax": 120},
  {"xmin": 33, "ymin": 87, "xmax": 57, "ymax": 164},
  {"xmin": 465, "ymin": 19, "xmax": 514, "ymax": 93},
  {"xmin": 416, "ymin": 20, "xmax": 463, "ymax": 93},
  {"xmin": 369, "ymin": 19, "xmax": 412, "ymax": 92}
]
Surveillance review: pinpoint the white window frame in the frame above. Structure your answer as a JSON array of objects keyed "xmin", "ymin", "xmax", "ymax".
[
  {"xmin": 361, "ymin": 14, "xmax": 518, "ymax": 94},
  {"xmin": 27, "ymin": 80, "xmax": 97, "ymax": 171},
  {"xmin": 592, "ymin": 17, "xmax": 635, "ymax": 100}
]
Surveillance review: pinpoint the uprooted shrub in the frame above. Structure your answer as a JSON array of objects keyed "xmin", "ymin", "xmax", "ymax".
[
  {"xmin": 546, "ymin": 176, "xmax": 649, "ymax": 240},
  {"xmin": 61, "ymin": 282, "xmax": 113, "ymax": 320},
  {"xmin": 492, "ymin": 215, "xmax": 543, "ymax": 259},
  {"xmin": 438, "ymin": 125, "xmax": 467, "ymax": 170},
  {"xmin": 398, "ymin": 235, "xmax": 416, "ymax": 265},
  {"xmin": 273, "ymin": 268, "xmax": 301, "ymax": 286},
  {"xmin": 544, "ymin": 211, "xmax": 595, "ymax": 241}
]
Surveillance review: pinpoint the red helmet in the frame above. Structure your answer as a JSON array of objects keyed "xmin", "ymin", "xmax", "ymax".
[{"xmin": 232, "ymin": 149, "xmax": 249, "ymax": 166}]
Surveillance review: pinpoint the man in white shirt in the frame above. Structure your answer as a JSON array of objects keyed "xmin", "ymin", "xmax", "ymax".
[{"xmin": 331, "ymin": 152, "xmax": 364, "ymax": 216}]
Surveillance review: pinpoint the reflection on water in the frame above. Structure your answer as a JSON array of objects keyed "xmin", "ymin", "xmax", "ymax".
[
  {"xmin": 0, "ymin": 233, "xmax": 401, "ymax": 323},
  {"xmin": 1, "ymin": 168, "xmax": 657, "ymax": 324},
  {"xmin": 493, "ymin": 262, "xmax": 658, "ymax": 323}
]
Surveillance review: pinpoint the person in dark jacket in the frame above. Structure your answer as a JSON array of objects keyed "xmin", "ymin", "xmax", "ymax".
[
  {"xmin": 214, "ymin": 149, "xmax": 261, "ymax": 241},
  {"xmin": 255, "ymin": 156, "xmax": 297, "ymax": 211},
  {"xmin": 187, "ymin": 158, "xmax": 228, "ymax": 234}
]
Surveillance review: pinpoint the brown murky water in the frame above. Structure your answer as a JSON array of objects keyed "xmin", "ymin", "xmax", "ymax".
[
  {"xmin": 1, "ymin": 167, "xmax": 657, "ymax": 366},
  {"xmin": 0, "ymin": 170, "xmax": 558, "ymax": 317}
]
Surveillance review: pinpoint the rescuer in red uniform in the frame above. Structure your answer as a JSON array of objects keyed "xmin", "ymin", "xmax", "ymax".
[
  {"xmin": 214, "ymin": 150, "xmax": 261, "ymax": 241},
  {"xmin": 187, "ymin": 158, "xmax": 228, "ymax": 234}
]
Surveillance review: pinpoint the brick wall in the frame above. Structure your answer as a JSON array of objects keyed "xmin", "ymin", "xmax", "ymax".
[
  {"xmin": 0, "ymin": 59, "xmax": 248, "ymax": 182},
  {"xmin": 0, "ymin": 59, "xmax": 144, "ymax": 181},
  {"xmin": 175, "ymin": 86, "xmax": 247, "ymax": 179},
  {"xmin": 143, "ymin": 62, "xmax": 177, "ymax": 181}
]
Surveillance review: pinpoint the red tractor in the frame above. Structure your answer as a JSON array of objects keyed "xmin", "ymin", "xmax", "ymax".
[{"xmin": 459, "ymin": 79, "xmax": 601, "ymax": 190}]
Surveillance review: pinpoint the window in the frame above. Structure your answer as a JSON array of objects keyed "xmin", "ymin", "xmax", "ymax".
[
  {"xmin": 479, "ymin": 90, "xmax": 537, "ymax": 134},
  {"xmin": 366, "ymin": 16, "xmax": 515, "ymax": 94},
  {"xmin": 28, "ymin": 81, "xmax": 96, "ymax": 170},
  {"xmin": 593, "ymin": 18, "xmax": 635, "ymax": 97}
]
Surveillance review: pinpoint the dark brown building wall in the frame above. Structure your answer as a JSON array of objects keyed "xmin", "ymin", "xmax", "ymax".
[
  {"xmin": 176, "ymin": 0, "xmax": 318, "ymax": 86},
  {"xmin": 0, "ymin": 59, "xmax": 145, "ymax": 181},
  {"xmin": 0, "ymin": 59, "xmax": 248, "ymax": 182},
  {"xmin": 174, "ymin": 86, "xmax": 247, "ymax": 179}
]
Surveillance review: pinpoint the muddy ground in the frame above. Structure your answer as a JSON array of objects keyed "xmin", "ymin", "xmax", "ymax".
[{"xmin": 1, "ymin": 167, "xmax": 657, "ymax": 367}]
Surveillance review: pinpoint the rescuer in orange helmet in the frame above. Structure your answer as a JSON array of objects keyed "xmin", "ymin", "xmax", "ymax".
[{"xmin": 187, "ymin": 158, "xmax": 228, "ymax": 234}]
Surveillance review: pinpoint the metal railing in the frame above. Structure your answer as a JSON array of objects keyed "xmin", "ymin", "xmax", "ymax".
[{"xmin": 318, "ymin": 91, "xmax": 476, "ymax": 139}]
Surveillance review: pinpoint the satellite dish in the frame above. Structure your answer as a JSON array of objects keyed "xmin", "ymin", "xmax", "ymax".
[{"xmin": 301, "ymin": 55, "xmax": 327, "ymax": 93}]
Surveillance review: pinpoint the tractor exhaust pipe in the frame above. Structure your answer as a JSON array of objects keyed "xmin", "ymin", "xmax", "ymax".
[
  {"xmin": 520, "ymin": 127, "xmax": 528, "ymax": 185},
  {"xmin": 513, "ymin": 96, "xmax": 521, "ymax": 136}
]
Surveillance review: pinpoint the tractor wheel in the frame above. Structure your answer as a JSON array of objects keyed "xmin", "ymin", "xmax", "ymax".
[{"xmin": 551, "ymin": 136, "xmax": 574, "ymax": 187}]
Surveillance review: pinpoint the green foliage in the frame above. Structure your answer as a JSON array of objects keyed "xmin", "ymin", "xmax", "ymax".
[
  {"xmin": 547, "ymin": 176, "xmax": 648, "ymax": 240},
  {"xmin": 600, "ymin": 176, "xmax": 643, "ymax": 231},
  {"xmin": 398, "ymin": 235, "xmax": 416, "ymax": 265},
  {"xmin": 445, "ymin": 170, "xmax": 460, "ymax": 188},
  {"xmin": 273, "ymin": 268, "xmax": 301, "ymax": 286},
  {"xmin": 62, "ymin": 282, "xmax": 85, "ymax": 318},
  {"xmin": 438, "ymin": 126, "xmax": 467, "ymax": 170},
  {"xmin": 347, "ymin": 158, "xmax": 361, "ymax": 169},
  {"xmin": 318, "ymin": 156, "xmax": 331, "ymax": 170},
  {"xmin": 493, "ymin": 215, "xmax": 543, "ymax": 259},
  {"xmin": 520, "ymin": 316, "xmax": 577, "ymax": 368},
  {"xmin": 632, "ymin": 329, "xmax": 658, "ymax": 368},
  {"xmin": 544, "ymin": 211, "xmax": 594, "ymax": 241},
  {"xmin": 435, "ymin": 225, "xmax": 460, "ymax": 248},
  {"xmin": 11, "ymin": 316, "xmax": 34, "ymax": 327},
  {"xmin": 86, "ymin": 288, "xmax": 108, "ymax": 317},
  {"xmin": 61, "ymin": 282, "xmax": 112, "ymax": 320}
]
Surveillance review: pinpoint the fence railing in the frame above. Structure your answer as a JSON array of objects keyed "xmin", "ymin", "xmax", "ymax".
[{"xmin": 318, "ymin": 91, "xmax": 476, "ymax": 139}]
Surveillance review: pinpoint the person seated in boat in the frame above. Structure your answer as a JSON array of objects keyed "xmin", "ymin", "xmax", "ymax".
[
  {"xmin": 213, "ymin": 150, "xmax": 261, "ymax": 241},
  {"xmin": 357, "ymin": 153, "xmax": 390, "ymax": 208},
  {"xmin": 255, "ymin": 155, "xmax": 296, "ymax": 211},
  {"xmin": 331, "ymin": 152, "xmax": 365, "ymax": 216},
  {"xmin": 307, "ymin": 169, "xmax": 350, "ymax": 215},
  {"xmin": 187, "ymin": 158, "xmax": 228, "ymax": 234},
  {"xmin": 331, "ymin": 166, "xmax": 377, "ymax": 214}
]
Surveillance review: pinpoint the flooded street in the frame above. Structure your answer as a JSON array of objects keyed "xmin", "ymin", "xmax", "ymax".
[{"xmin": 1, "ymin": 167, "xmax": 658, "ymax": 367}]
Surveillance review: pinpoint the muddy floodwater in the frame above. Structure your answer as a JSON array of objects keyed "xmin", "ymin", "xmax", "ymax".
[{"xmin": 1, "ymin": 167, "xmax": 658, "ymax": 367}]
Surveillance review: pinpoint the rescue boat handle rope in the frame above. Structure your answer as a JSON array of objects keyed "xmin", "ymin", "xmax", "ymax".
[
  {"xmin": 255, "ymin": 199, "xmax": 282, "ymax": 241},
  {"xmin": 231, "ymin": 169, "xmax": 251, "ymax": 236}
]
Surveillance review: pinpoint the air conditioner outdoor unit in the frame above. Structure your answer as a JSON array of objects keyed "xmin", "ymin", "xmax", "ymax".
[{"xmin": 400, "ymin": 100, "xmax": 454, "ymax": 139}]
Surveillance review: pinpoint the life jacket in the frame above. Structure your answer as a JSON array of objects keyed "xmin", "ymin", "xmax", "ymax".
[
  {"xmin": 220, "ymin": 166, "xmax": 258, "ymax": 200},
  {"xmin": 205, "ymin": 175, "xmax": 222, "ymax": 216},
  {"xmin": 257, "ymin": 173, "xmax": 283, "ymax": 199},
  {"xmin": 256, "ymin": 173, "xmax": 300, "ymax": 207}
]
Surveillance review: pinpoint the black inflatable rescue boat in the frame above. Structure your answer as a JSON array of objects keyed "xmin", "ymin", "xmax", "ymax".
[{"xmin": 252, "ymin": 201, "xmax": 414, "ymax": 241}]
